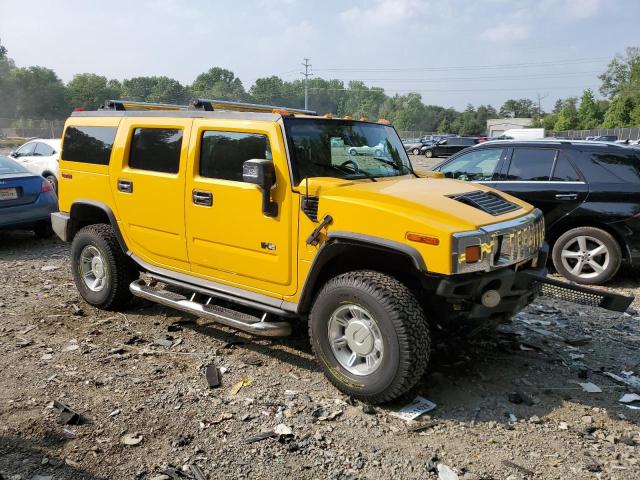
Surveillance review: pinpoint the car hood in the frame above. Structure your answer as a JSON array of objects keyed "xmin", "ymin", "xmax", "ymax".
[{"xmin": 306, "ymin": 175, "xmax": 534, "ymax": 233}]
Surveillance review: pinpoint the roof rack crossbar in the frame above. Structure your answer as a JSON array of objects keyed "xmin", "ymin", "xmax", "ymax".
[
  {"xmin": 102, "ymin": 100, "xmax": 188, "ymax": 111},
  {"xmin": 192, "ymin": 98, "xmax": 317, "ymax": 116}
]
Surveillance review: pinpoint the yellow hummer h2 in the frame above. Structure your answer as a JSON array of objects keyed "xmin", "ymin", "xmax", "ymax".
[{"xmin": 52, "ymin": 99, "xmax": 631, "ymax": 403}]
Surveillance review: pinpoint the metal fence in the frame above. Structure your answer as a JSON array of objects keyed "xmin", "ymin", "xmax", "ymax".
[
  {"xmin": 0, "ymin": 118, "xmax": 65, "ymax": 141},
  {"xmin": 548, "ymin": 127, "xmax": 640, "ymax": 140}
]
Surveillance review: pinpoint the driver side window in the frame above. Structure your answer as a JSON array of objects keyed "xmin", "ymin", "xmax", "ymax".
[
  {"xmin": 440, "ymin": 148, "xmax": 504, "ymax": 181},
  {"xmin": 16, "ymin": 142, "xmax": 36, "ymax": 157}
]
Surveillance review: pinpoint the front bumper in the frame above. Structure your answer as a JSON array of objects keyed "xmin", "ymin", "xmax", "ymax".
[{"xmin": 435, "ymin": 244, "xmax": 632, "ymax": 325}]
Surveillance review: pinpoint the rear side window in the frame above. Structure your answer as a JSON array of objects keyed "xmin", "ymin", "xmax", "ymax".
[
  {"xmin": 129, "ymin": 128, "xmax": 183, "ymax": 174},
  {"xmin": 62, "ymin": 126, "xmax": 117, "ymax": 165},
  {"xmin": 589, "ymin": 152, "xmax": 640, "ymax": 183},
  {"xmin": 505, "ymin": 148, "xmax": 556, "ymax": 181},
  {"xmin": 551, "ymin": 155, "xmax": 581, "ymax": 181},
  {"xmin": 34, "ymin": 143, "xmax": 54, "ymax": 157},
  {"xmin": 200, "ymin": 131, "xmax": 272, "ymax": 182}
]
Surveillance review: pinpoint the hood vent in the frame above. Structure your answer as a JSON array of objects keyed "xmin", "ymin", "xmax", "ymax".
[
  {"xmin": 449, "ymin": 190, "xmax": 520, "ymax": 216},
  {"xmin": 302, "ymin": 196, "xmax": 319, "ymax": 222}
]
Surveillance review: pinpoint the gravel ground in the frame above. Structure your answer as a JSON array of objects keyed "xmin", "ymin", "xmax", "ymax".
[{"xmin": 0, "ymin": 155, "xmax": 639, "ymax": 480}]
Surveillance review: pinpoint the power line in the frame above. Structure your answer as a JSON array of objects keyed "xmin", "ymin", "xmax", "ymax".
[
  {"xmin": 308, "ymin": 85, "xmax": 600, "ymax": 93},
  {"xmin": 325, "ymin": 71, "xmax": 602, "ymax": 83},
  {"xmin": 313, "ymin": 57, "xmax": 609, "ymax": 73}
]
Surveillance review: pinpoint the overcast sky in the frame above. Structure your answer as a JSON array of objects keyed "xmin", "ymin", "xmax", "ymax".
[{"xmin": 1, "ymin": 0, "xmax": 638, "ymax": 110}]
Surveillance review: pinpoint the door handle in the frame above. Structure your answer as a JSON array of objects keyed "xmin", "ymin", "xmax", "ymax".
[
  {"xmin": 555, "ymin": 193, "xmax": 578, "ymax": 200},
  {"xmin": 118, "ymin": 179, "xmax": 133, "ymax": 193},
  {"xmin": 192, "ymin": 190, "xmax": 213, "ymax": 207}
]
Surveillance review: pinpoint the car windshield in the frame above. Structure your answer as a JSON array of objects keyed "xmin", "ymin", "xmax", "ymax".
[
  {"xmin": 0, "ymin": 155, "xmax": 29, "ymax": 175},
  {"xmin": 284, "ymin": 118, "xmax": 413, "ymax": 184}
]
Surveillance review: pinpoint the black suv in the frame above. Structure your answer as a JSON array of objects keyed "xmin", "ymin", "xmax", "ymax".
[
  {"xmin": 421, "ymin": 137, "xmax": 478, "ymax": 158},
  {"xmin": 434, "ymin": 140, "xmax": 640, "ymax": 285}
]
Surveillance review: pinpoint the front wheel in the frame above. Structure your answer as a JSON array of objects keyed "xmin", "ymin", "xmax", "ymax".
[
  {"xmin": 425, "ymin": 150, "xmax": 434, "ymax": 158},
  {"xmin": 551, "ymin": 226, "xmax": 621, "ymax": 285},
  {"xmin": 71, "ymin": 224, "xmax": 138, "ymax": 309},
  {"xmin": 412, "ymin": 148, "xmax": 420, "ymax": 155},
  {"xmin": 309, "ymin": 270, "xmax": 430, "ymax": 404}
]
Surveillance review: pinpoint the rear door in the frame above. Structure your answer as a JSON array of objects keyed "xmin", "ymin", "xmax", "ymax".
[
  {"xmin": 494, "ymin": 147, "xmax": 588, "ymax": 228},
  {"xmin": 110, "ymin": 118, "xmax": 192, "ymax": 271}
]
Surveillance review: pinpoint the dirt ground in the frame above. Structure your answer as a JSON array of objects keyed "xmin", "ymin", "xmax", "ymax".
[{"xmin": 0, "ymin": 155, "xmax": 639, "ymax": 480}]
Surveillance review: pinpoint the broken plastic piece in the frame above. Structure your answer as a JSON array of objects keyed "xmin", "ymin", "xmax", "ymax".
[
  {"xmin": 205, "ymin": 364, "xmax": 220, "ymax": 388},
  {"xmin": 389, "ymin": 396, "xmax": 436, "ymax": 422}
]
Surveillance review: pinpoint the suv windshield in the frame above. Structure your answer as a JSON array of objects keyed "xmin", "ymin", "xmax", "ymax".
[{"xmin": 284, "ymin": 118, "xmax": 413, "ymax": 184}]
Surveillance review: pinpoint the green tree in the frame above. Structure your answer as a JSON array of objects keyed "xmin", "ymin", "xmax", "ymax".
[
  {"xmin": 541, "ymin": 114, "xmax": 557, "ymax": 131},
  {"xmin": 553, "ymin": 98, "xmax": 579, "ymax": 131},
  {"xmin": 577, "ymin": 89, "xmax": 599, "ymax": 129},
  {"xmin": 146, "ymin": 77, "xmax": 187, "ymax": 104},
  {"xmin": 11, "ymin": 66, "xmax": 69, "ymax": 118},
  {"xmin": 0, "ymin": 40, "xmax": 17, "ymax": 118},
  {"xmin": 599, "ymin": 47, "xmax": 640, "ymax": 98},
  {"xmin": 190, "ymin": 67, "xmax": 246, "ymax": 101},
  {"xmin": 121, "ymin": 76, "xmax": 159, "ymax": 101},
  {"xmin": 602, "ymin": 95, "xmax": 634, "ymax": 127},
  {"xmin": 499, "ymin": 98, "xmax": 535, "ymax": 118},
  {"xmin": 67, "ymin": 73, "xmax": 121, "ymax": 110}
]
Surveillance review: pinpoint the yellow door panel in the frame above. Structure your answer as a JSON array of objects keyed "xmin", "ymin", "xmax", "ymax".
[
  {"xmin": 185, "ymin": 120, "xmax": 297, "ymax": 296},
  {"xmin": 109, "ymin": 118, "xmax": 193, "ymax": 270}
]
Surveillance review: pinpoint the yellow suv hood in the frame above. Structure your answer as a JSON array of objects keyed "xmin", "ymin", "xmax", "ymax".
[{"xmin": 310, "ymin": 176, "xmax": 533, "ymax": 233}]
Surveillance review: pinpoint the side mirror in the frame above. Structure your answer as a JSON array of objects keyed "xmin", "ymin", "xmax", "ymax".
[
  {"xmin": 243, "ymin": 159, "xmax": 278, "ymax": 217},
  {"xmin": 10, "ymin": 151, "xmax": 17, "ymax": 158}
]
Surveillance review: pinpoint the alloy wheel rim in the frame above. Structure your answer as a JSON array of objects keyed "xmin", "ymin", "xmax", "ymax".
[
  {"xmin": 560, "ymin": 235, "xmax": 609, "ymax": 279},
  {"xmin": 327, "ymin": 304, "xmax": 384, "ymax": 376},
  {"xmin": 79, "ymin": 245, "xmax": 108, "ymax": 292}
]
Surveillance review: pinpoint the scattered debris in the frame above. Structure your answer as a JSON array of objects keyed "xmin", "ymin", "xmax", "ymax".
[
  {"xmin": 52, "ymin": 400, "xmax": 85, "ymax": 425},
  {"xmin": 242, "ymin": 355, "xmax": 263, "ymax": 366},
  {"xmin": 189, "ymin": 464, "xmax": 207, "ymax": 480},
  {"xmin": 229, "ymin": 377, "xmax": 252, "ymax": 395},
  {"xmin": 389, "ymin": 396, "xmax": 437, "ymax": 421},
  {"xmin": 619, "ymin": 393, "xmax": 640, "ymax": 409},
  {"xmin": 577, "ymin": 382, "xmax": 602, "ymax": 393},
  {"xmin": 121, "ymin": 433, "xmax": 143, "ymax": 446},
  {"xmin": 507, "ymin": 391, "xmax": 534, "ymax": 406},
  {"xmin": 563, "ymin": 335, "xmax": 592, "ymax": 346},
  {"xmin": 502, "ymin": 459, "xmax": 534, "ymax": 477},
  {"xmin": 437, "ymin": 463, "xmax": 459, "ymax": 480},
  {"xmin": 408, "ymin": 420, "xmax": 439, "ymax": 432},
  {"xmin": 274, "ymin": 423, "xmax": 293, "ymax": 436},
  {"xmin": 204, "ymin": 364, "xmax": 220, "ymax": 388},
  {"xmin": 15, "ymin": 337, "xmax": 31, "ymax": 348},
  {"xmin": 41, "ymin": 265, "xmax": 60, "ymax": 272},
  {"xmin": 242, "ymin": 431, "xmax": 277, "ymax": 444},
  {"xmin": 604, "ymin": 371, "xmax": 640, "ymax": 390},
  {"xmin": 154, "ymin": 334, "xmax": 174, "ymax": 348}
]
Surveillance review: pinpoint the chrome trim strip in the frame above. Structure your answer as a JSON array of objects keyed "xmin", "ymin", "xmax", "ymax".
[
  {"xmin": 51, "ymin": 212, "xmax": 69, "ymax": 241},
  {"xmin": 490, "ymin": 181, "xmax": 586, "ymax": 185},
  {"xmin": 129, "ymin": 253, "xmax": 298, "ymax": 313}
]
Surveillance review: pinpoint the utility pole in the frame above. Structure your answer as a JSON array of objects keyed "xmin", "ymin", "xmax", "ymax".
[
  {"xmin": 301, "ymin": 58, "xmax": 312, "ymax": 111},
  {"xmin": 536, "ymin": 92, "xmax": 548, "ymax": 117}
]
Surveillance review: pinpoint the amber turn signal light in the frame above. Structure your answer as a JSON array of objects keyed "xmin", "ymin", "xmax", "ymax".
[
  {"xmin": 465, "ymin": 245, "xmax": 481, "ymax": 263},
  {"xmin": 406, "ymin": 232, "xmax": 439, "ymax": 246}
]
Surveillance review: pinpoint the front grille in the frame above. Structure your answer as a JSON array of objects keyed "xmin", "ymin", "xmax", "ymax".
[
  {"xmin": 450, "ymin": 190, "xmax": 520, "ymax": 216},
  {"xmin": 494, "ymin": 215, "xmax": 545, "ymax": 267}
]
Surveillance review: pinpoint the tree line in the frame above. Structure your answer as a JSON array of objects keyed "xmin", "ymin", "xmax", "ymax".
[{"xmin": 0, "ymin": 41, "xmax": 638, "ymax": 135}]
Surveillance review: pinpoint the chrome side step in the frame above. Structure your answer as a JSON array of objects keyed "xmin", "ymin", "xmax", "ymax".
[{"xmin": 129, "ymin": 279, "xmax": 292, "ymax": 337}]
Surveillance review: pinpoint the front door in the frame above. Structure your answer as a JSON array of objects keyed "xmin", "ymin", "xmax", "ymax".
[
  {"xmin": 110, "ymin": 118, "xmax": 192, "ymax": 271},
  {"xmin": 494, "ymin": 147, "xmax": 588, "ymax": 228},
  {"xmin": 185, "ymin": 120, "xmax": 296, "ymax": 296}
]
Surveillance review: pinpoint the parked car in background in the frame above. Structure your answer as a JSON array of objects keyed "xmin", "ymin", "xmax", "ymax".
[
  {"xmin": 403, "ymin": 138, "xmax": 424, "ymax": 155},
  {"xmin": 434, "ymin": 140, "xmax": 640, "ymax": 285},
  {"xmin": 0, "ymin": 155, "xmax": 58, "ymax": 237},
  {"xmin": 10, "ymin": 139, "xmax": 61, "ymax": 192},
  {"xmin": 347, "ymin": 142, "xmax": 386, "ymax": 157},
  {"xmin": 421, "ymin": 137, "xmax": 478, "ymax": 158},
  {"xmin": 590, "ymin": 135, "xmax": 618, "ymax": 142}
]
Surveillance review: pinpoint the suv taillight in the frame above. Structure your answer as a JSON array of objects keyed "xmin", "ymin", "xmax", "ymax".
[{"xmin": 41, "ymin": 179, "xmax": 53, "ymax": 193}]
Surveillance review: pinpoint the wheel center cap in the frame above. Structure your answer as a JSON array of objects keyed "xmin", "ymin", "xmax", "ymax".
[
  {"xmin": 91, "ymin": 257, "xmax": 104, "ymax": 278},
  {"xmin": 345, "ymin": 320, "xmax": 374, "ymax": 355}
]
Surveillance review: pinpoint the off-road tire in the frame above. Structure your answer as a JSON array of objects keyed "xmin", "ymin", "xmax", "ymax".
[
  {"xmin": 309, "ymin": 270, "xmax": 430, "ymax": 404},
  {"xmin": 425, "ymin": 149, "xmax": 434, "ymax": 158},
  {"xmin": 71, "ymin": 224, "xmax": 138, "ymax": 309},
  {"xmin": 552, "ymin": 226, "xmax": 621, "ymax": 285},
  {"xmin": 33, "ymin": 221, "xmax": 53, "ymax": 239}
]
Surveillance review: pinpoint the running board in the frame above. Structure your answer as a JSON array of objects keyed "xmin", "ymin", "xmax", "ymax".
[{"xmin": 129, "ymin": 279, "xmax": 292, "ymax": 337}]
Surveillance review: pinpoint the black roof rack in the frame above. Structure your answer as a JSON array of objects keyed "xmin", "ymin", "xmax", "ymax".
[
  {"xmin": 191, "ymin": 98, "xmax": 317, "ymax": 116},
  {"xmin": 101, "ymin": 100, "xmax": 187, "ymax": 111}
]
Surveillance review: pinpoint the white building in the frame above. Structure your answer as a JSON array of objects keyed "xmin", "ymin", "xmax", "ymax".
[{"xmin": 486, "ymin": 118, "xmax": 533, "ymax": 137}]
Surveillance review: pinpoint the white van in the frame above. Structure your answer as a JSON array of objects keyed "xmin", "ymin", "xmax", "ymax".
[{"xmin": 500, "ymin": 128, "xmax": 545, "ymax": 140}]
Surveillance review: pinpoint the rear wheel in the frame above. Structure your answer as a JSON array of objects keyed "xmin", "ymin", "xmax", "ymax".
[
  {"xmin": 309, "ymin": 270, "xmax": 430, "ymax": 404},
  {"xmin": 71, "ymin": 224, "xmax": 138, "ymax": 309},
  {"xmin": 552, "ymin": 226, "xmax": 621, "ymax": 285}
]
